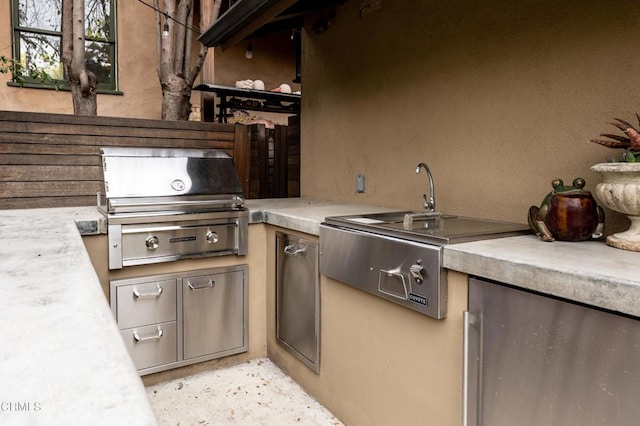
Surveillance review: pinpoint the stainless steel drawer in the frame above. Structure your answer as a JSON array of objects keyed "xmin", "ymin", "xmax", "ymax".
[
  {"xmin": 115, "ymin": 278, "xmax": 177, "ymax": 329},
  {"xmin": 120, "ymin": 322, "xmax": 177, "ymax": 370}
]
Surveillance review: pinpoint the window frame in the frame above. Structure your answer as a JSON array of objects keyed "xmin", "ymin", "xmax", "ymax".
[{"xmin": 9, "ymin": 0, "xmax": 119, "ymax": 93}]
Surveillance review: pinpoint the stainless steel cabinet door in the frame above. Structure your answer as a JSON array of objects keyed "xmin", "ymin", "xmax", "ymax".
[
  {"xmin": 276, "ymin": 232, "xmax": 320, "ymax": 373},
  {"xmin": 182, "ymin": 270, "xmax": 246, "ymax": 360},
  {"xmin": 465, "ymin": 277, "xmax": 640, "ymax": 426}
]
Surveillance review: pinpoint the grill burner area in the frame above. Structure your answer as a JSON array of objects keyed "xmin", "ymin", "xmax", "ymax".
[{"xmin": 99, "ymin": 148, "xmax": 248, "ymax": 270}]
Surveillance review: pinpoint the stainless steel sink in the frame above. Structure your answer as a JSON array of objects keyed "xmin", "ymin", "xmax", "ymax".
[
  {"xmin": 323, "ymin": 211, "xmax": 530, "ymax": 245},
  {"xmin": 351, "ymin": 210, "xmax": 446, "ymax": 223},
  {"xmin": 320, "ymin": 210, "xmax": 530, "ymax": 319}
]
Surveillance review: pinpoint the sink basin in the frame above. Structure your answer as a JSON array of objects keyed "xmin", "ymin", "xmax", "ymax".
[
  {"xmin": 323, "ymin": 211, "xmax": 530, "ymax": 245},
  {"xmin": 352, "ymin": 210, "xmax": 449, "ymax": 224}
]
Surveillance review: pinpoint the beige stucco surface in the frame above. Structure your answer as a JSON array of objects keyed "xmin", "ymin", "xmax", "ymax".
[
  {"xmin": 300, "ymin": 0, "xmax": 640, "ymax": 234},
  {"xmin": 265, "ymin": 226, "xmax": 468, "ymax": 426},
  {"xmin": 0, "ymin": 1, "xmax": 163, "ymax": 118}
]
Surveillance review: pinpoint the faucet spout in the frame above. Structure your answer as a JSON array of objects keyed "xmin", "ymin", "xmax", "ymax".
[{"xmin": 415, "ymin": 162, "xmax": 436, "ymax": 212}]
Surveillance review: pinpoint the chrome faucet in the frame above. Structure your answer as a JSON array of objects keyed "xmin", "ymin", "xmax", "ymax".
[{"xmin": 415, "ymin": 162, "xmax": 436, "ymax": 212}]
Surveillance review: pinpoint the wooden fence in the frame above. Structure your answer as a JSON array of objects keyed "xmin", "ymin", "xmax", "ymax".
[
  {"xmin": 0, "ymin": 110, "xmax": 249, "ymax": 209},
  {"xmin": 246, "ymin": 117, "xmax": 300, "ymax": 199},
  {"xmin": 0, "ymin": 110, "xmax": 299, "ymax": 209}
]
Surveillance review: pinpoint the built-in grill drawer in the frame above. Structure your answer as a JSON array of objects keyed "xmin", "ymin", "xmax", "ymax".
[
  {"xmin": 115, "ymin": 278, "xmax": 177, "ymax": 329},
  {"xmin": 120, "ymin": 322, "xmax": 178, "ymax": 370},
  {"xmin": 319, "ymin": 224, "xmax": 446, "ymax": 319}
]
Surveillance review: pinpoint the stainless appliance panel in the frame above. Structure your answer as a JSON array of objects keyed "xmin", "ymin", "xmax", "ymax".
[
  {"xmin": 121, "ymin": 222, "xmax": 240, "ymax": 265},
  {"xmin": 115, "ymin": 278, "xmax": 177, "ymax": 329},
  {"xmin": 182, "ymin": 269, "xmax": 247, "ymax": 360},
  {"xmin": 319, "ymin": 224, "xmax": 446, "ymax": 319},
  {"xmin": 101, "ymin": 147, "xmax": 242, "ymax": 199},
  {"xmin": 276, "ymin": 232, "xmax": 320, "ymax": 373},
  {"xmin": 120, "ymin": 322, "xmax": 178, "ymax": 370},
  {"xmin": 465, "ymin": 277, "xmax": 640, "ymax": 426}
]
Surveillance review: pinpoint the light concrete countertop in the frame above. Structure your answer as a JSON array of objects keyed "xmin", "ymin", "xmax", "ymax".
[
  {"xmin": 444, "ymin": 235, "xmax": 640, "ymax": 317},
  {"xmin": 248, "ymin": 198, "xmax": 640, "ymax": 317},
  {"xmin": 0, "ymin": 207, "xmax": 156, "ymax": 426},
  {"xmin": 245, "ymin": 198, "xmax": 394, "ymax": 235},
  {"xmin": 1, "ymin": 199, "xmax": 638, "ymax": 424}
]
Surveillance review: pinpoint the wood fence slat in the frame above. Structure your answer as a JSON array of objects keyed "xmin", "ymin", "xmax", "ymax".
[
  {"xmin": 0, "ymin": 154, "xmax": 101, "ymax": 166},
  {"xmin": 0, "ymin": 181, "xmax": 101, "ymax": 198},
  {"xmin": 0, "ymin": 123, "xmax": 236, "ymax": 141},
  {"xmin": 0, "ymin": 196, "xmax": 97, "ymax": 209},
  {"xmin": 1, "ymin": 165, "xmax": 102, "ymax": 181},
  {"xmin": 0, "ymin": 143, "xmax": 100, "ymax": 155},
  {"xmin": 0, "ymin": 110, "xmax": 233, "ymax": 132}
]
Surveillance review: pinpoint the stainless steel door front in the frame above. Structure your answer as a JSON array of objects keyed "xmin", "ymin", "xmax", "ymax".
[
  {"xmin": 115, "ymin": 279, "xmax": 176, "ymax": 329},
  {"xmin": 465, "ymin": 277, "xmax": 640, "ymax": 426},
  {"xmin": 182, "ymin": 270, "xmax": 246, "ymax": 360},
  {"xmin": 120, "ymin": 322, "xmax": 177, "ymax": 370},
  {"xmin": 319, "ymin": 224, "xmax": 446, "ymax": 319},
  {"xmin": 121, "ymin": 221, "xmax": 239, "ymax": 265},
  {"xmin": 276, "ymin": 232, "xmax": 320, "ymax": 373}
]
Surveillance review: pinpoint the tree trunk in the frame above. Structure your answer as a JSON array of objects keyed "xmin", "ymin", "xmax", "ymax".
[
  {"xmin": 156, "ymin": 0, "xmax": 214, "ymax": 121},
  {"xmin": 161, "ymin": 75, "xmax": 191, "ymax": 121},
  {"xmin": 62, "ymin": 0, "xmax": 97, "ymax": 116}
]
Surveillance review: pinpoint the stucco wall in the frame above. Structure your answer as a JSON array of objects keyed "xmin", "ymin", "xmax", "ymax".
[
  {"xmin": 0, "ymin": 1, "xmax": 163, "ymax": 118},
  {"xmin": 301, "ymin": 0, "xmax": 640, "ymax": 232}
]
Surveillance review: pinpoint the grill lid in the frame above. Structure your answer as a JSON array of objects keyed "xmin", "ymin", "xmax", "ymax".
[{"xmin": 99, "ymin": 147, "xmax": 244, "ymax": 214}]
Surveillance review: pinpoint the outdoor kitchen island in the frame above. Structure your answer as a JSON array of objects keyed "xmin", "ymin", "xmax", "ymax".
[{"xmin": 1, "ymin": 199, "xmax": 639, "ymax": 425}]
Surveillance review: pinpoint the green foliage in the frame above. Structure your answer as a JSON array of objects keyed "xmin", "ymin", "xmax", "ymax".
[
  {"xmin": 625, "ymin": 151, "xmax": 640, "ymax": 163},
  {"xmin": 0, "ymin": 55, "xmax": 60, "ymax": 89}
]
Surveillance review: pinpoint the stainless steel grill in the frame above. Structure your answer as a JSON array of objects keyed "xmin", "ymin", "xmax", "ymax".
[{"xmin": 98, "ymin": 147, "xmax": 248, "ymax": 270}]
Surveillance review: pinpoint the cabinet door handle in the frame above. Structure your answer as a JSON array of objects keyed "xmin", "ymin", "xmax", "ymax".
[
  {"xmin": 132, "ymin": 284, "xmax": 163, "ymax": 299},
  {"xmin": 378, "ymin": 269, "xmax": 409, "ymax": 300},
  {"xmin": 284, "ymin": 244, "xmax": 306, "ymax": 256},
  {"xmin": 187, "ymin": 278, "xmax": 215, "ymax": 290},
  {"xmin": 463, "ymin": 311, "xmax": 480, "ymax": 426},
  {"xmin": 133, "ymin": 326, "xmax": 164, "ymax": 342}
]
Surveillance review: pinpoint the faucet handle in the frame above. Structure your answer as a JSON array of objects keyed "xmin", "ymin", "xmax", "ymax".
[{"xmin": 423, "ymin": 194, "xmax": 435, "ymax": 212}]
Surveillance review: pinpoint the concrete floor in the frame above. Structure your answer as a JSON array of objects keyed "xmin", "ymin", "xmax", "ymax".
[{"xmin": 146, "ymin": 358, "xmax": 344, "ymax": 426}]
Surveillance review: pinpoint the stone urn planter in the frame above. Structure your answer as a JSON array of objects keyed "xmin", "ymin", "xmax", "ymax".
[{"xmin": 590, "ymin": 163, "xmax": 640, "ymax": 251}]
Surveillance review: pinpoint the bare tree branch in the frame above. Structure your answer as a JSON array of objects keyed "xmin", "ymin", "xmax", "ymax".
[
  {"xmin": 183, "ymin": 3, "xmax": 193, "ymax": 77},
  {"xmin": 173, "ymin": 0, "xmax": 191, "ymax": 75}
]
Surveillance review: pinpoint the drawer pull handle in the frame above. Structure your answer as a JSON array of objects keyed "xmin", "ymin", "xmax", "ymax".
[
  {"xmin": 378, "ymin": 269, "xmax": 409, "ymax": 300},
  {"xmin": 188, "ymin": 278, "xmax": 215, "ymax": 290},
  {"xmin": 133, "ymin": 326, "xmax": 164, "ymax": 343},
  {"xmin": 284, "ymin": 244, "xmax": 306, "ymax": 256},
  {"xmin": 132, "ymin": 285, "xmax": 163, "ymax": 299}
]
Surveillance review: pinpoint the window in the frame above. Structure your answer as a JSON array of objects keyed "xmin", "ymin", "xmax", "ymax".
[{"xmin": 11, "ymin": 0, "xmax": 117, "ymax": 91}]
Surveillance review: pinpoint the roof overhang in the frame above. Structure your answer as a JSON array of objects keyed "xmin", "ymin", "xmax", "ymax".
[{"xmin": 198, "ymin": 0, "xmax": 342, "ymax": 49}]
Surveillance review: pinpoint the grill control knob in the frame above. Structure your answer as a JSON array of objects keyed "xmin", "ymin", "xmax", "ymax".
[
  {"xmin": 145, "ymin": 236, "xmax": 159, "ymax": 250},
  {"xmin": 410, "ymin": 264, "xmax": 426, "ymax": 284},
  {"xmin": 206, "ymin": 231, "xmax": 219, "ymax": 244}
]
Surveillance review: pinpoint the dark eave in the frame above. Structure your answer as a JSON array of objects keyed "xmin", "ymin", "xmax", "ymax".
[{"xmin": 198, "ymin": 0, "xmax": 343, "ymax": 49}]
